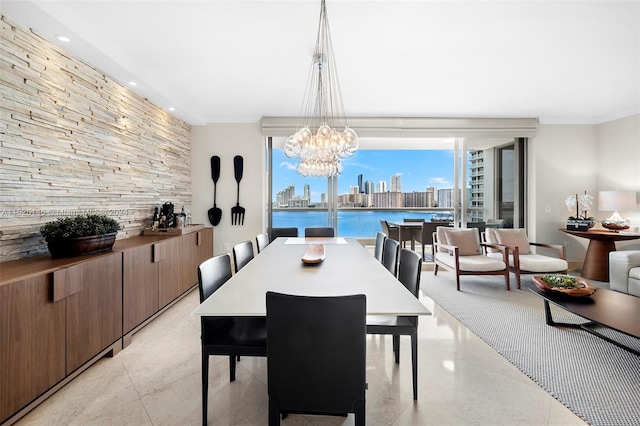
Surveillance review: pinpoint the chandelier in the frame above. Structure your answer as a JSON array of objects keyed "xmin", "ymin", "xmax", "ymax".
[{"xmin": 284, "ymin": 0, "xmax": 358, "ymax": 177}]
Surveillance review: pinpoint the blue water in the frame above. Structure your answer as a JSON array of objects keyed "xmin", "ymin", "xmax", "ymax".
[{"xmin": 272, "ymin": 210, "xmax": 452, "ymax": 238}]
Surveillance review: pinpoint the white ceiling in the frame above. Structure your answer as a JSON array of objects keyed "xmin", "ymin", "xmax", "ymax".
[{"xmin": 3, "ymin": 0, "xmax": 639, "ymax": 126}]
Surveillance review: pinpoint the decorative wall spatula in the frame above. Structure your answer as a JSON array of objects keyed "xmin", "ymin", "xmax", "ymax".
[
  {"xmin": 231, "ymin": 156, "xmax": 245, "ymax": 225},
  {"xmin": 207, "ymin": 156, "xmax": 222, "ymax": 226}
]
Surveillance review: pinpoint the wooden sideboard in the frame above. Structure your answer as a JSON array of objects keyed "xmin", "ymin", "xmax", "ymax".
[{"xmin": 0, "ymin": 228, "xmax": 213, "ymax": 425}]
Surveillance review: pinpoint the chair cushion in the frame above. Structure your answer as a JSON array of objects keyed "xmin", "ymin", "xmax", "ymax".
[
  {"xmin": 630, "ymin": 267, "xmax": 640, "ymax": 280},
  {"xmin": 442, "ymin": 228, "xmax": 481, "ymax": 255},
  {"xmin": 493, "ymin": 229, "xmax": 531, "ymax": 254},
  {"xmin": 435, "ymin": 252, "xmax": 506, "ymax": 271},
  {"xmin": 488, "ymin": 252, "xmax": 567, "ymax": 272}
]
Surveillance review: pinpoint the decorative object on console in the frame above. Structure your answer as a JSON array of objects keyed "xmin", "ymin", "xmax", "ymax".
[
  {"xmin": 599, "ymin": 190, "xmax": 636, "ymax": 232},
  {"xmin": 283, "ymin": 0, "xmax": 358, "ymax": 177},
  {"xmin": 40, "ymin": 214, "xmax": 121, "ymax": 258},
  {"xmin": 565, "ymin": 191, "xmax": 595, "ymax": 230}
]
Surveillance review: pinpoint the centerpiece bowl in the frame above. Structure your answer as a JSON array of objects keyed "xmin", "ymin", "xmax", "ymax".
[{"xmin": 533, "ymin": 274, "xmax": 597, "ymax": 297}]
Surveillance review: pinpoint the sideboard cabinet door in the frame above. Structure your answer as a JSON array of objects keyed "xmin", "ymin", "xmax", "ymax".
[
  {"xmin": 0, "ymin": 275, "xmax": 66, "ymax": 423},
  {"xmin": 123, "ymin": 245, "xmax": 159, "ymax": 334},
  {"xmin": 181, "ymin": 228, "xmax": 213, "ymax": 292},
  {"xmin": 158, "ymin": 236, "xmax": 183, "ymax": 308}
]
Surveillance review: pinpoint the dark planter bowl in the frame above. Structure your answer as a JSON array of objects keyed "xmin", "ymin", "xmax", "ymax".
[{"xmin": 46, "ymin": 232, "xmax": 117, "ymax": 258}]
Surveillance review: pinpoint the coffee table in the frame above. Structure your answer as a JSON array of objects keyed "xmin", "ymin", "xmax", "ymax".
[{"xmin": 529, "ymin": 286, "xmax": 640, "ymax": 355}]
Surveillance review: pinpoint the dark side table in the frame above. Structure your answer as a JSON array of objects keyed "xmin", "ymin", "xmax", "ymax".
[{"xmin": 560, "ymin": 229, "xmax": 640, "ymax": 281}]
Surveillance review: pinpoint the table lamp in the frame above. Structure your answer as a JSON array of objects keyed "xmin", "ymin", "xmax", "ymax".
[{"xmin": 598, "ymin": 190, "xmax": 637, "ymax": 231}]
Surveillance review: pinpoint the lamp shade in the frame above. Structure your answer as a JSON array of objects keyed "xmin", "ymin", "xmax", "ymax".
[{"xmin": 598, "ymin": 191, "xmax": 637, "ymax": 212}]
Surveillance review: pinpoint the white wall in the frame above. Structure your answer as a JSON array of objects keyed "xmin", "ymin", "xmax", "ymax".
[{"xmin": 191, "ymin": 124, "xmax": 265, "ymax": 256}]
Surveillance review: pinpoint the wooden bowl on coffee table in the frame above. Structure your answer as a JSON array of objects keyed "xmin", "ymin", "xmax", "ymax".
[{"xmin": 533, "ymin": 275, "xmax": 597, "ymax": 297}]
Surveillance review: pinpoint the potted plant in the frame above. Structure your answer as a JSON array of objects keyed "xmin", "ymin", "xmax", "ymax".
[
  {"xmin": 565, "ymin": 191, "xmax": 596, "ymax": 230},
  {"xmin": 40, "ymin": 214, "xmax": 122, "ymax": 258}
]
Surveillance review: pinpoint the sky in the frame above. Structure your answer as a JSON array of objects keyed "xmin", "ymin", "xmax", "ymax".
[{"xmin": 273, "ymin": 149, "xmax": 455, "ymax": 202}]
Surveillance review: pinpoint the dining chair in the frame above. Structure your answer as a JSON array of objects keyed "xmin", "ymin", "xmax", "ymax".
[
  {"xmin": 367, "ymin": 248, "xmax": 422, "ymax": 400},
  {"xmin": 433, "ymin": 227, "xmax": 510, "ymax": 290},
  {"xmin": 374, "ymin": 232, "xmax": 387, "ymax": 263},
  {"xmin": 266, "ymin": 291, "xmax": 367, "ymax": 426},
  {"xmin": 198, "ymin": 254, "xmax": 267, "ymax": 426},
  {"xmin": 414, "ymin": 221, "xmax": 440, "ymax": 261},
  {"xmin": 483, "ymin": 228, "xmax": 568, "ymax": 288},
  {"xmin": 270, "ymin": 227, "xmax": 298, "ymax": 241},
  {"xmin": 232, "ymin": 240, "xmax": 254, "ymax": 273},
  {"xmin": 256, "ymin": 232, "xmax": 270, "ymax": 253},
  {"xmin": 304, "ymin": 227, "xmax": 335, "ymax": 237},
  {"xmin": 382, "ymin": 238, "xmax": 400, "ymax": 276}
]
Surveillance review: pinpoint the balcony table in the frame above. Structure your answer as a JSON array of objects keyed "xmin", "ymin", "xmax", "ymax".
[
  {"xmin": 388, "ymin": 221, "xmax": 424, "ymax": 251},
  {"xmin": 192, "ymin": 237, "xmax": 430, "ymax": 317}
]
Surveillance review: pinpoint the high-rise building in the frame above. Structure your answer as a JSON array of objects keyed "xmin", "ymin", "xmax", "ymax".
[
  {"xmin": 365, "ymin": 181, "xmax": 374, "ymax": 195},
  {"xmin": 377, "ymin": 181, "xmax": 387, "ymax": 193},
  {"xmin": 303, "ymin": 183, "xmax": 310, "ymax": 202},
  {"xmin": 276, "ymin": 184, "xmax": 296, "ymax": 207},
  {"xmin": 391, "ymin": 174, "xmax": 402, "ymax": 192},
  {"xmin": 468, "ymin": 150, "xmax": 484, "ymax": 222},
  {"xmin": 426, "ymin": 186, "xmax": 436, "ymax": 207},
  {"xmin": 357, "ymin": 174, "xmax": 364, "ymax": 194}
]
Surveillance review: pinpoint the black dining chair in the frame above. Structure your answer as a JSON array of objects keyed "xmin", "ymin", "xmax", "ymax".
[
  {"xmin": 198, "ymin": 254, "xmax": 267, "ymax": 425},
  {"xmin": 256, "ymin": 232, "xmax": 270, "ymax": 253},
  {"xmin": 382, "ymin": 238, "xmax": 400, "ymax": 276},
  {"xmin": 304, "ymin": 227, "xmax": 335, "ymax": 237},
  {"xmin": 374, "ymin": 232, "xmax": 387, "ymax": 263},
  {"xmin": 266, "ymin": 291, "xmax": 367, "ymax": 426},
  {"xmin": 232, "ymin": 240, "xmax": 254, "ymax": 273},
  {"xmin": 415, "ymin": 221, "xmax": 440, "ymax": 261},
  {"xmin": 270, "ymin": 227, "xmax": 298, "ymax": 242},
  {"xmin": 367, "ymin": 248, "xmax": 422, "ymax": 400}
]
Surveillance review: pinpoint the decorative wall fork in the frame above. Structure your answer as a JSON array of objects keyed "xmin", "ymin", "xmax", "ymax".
[{"xmin": 231, "ymin": 156, "xmax": 245, "ymax": 225}]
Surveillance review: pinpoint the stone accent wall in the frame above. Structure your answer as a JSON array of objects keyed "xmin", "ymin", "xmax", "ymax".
[{"xmin": 0, "ymin": 15, "xmax": 192, "ymax": 260}]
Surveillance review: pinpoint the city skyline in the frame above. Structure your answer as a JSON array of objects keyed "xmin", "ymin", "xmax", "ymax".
[{"xmin": 274, "ymin": 149, "xmax": 455, "ymax": 203}]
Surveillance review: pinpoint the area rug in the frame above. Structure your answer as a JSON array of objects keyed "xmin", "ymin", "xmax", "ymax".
[{"xmin": 420, "ymin": 272, "xmax": 640, "ymax": 426}]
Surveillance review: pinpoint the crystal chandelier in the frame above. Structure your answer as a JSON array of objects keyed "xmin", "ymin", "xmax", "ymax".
[{"xmin": 284, "ymin": 0, "xmax": 358, "ymax": 177}]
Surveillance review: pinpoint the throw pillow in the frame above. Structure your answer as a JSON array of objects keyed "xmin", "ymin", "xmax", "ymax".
[
  {"xmin": 494, "ymin": 229, "xmax": 531, "ymax": 254},
  {"xmin": 442, "ymin": 228, "xmax": 481, "ymax": 256}
]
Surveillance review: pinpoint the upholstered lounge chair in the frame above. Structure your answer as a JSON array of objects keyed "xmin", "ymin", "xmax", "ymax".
[
  {"xmin": 483, "ymin": 228, "xmax": 568, "ymax": 289},
  {"xmin": 433, "ymin": 227, "xmax": 510, "ymax": 290}
]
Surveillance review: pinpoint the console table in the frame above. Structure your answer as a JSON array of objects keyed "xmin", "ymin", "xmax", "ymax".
[{"xmin": 560, "ymin": 229, "xmax": 640, "ymax": 282}]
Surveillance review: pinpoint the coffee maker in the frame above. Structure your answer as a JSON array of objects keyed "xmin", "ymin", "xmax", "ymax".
[{"xmin": 160, "ymin": 202, "xmax": 175, "ymax": 228}]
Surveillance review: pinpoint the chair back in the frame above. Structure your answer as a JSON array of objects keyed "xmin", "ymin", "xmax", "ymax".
[
  {"xmin": 197, "ymin": 254, "xmax": 233, "ymax": 303},
  {"xmin": 382, "ymin": 238, "xmax": 400, "ymax": 276},
  {"xmin": 374, "ymin": 232, "xmax": 386, "ymax": 262},
  {"xmin": 266, "ymin": 292, "xmax": 366, "ymax": 418},
  {"xmin": 232, "ymin": 240, "xmax": 254, "ymax": 273},
  {"xmin": 404, "ymin": 218, "xmax": 425, "ymax": 222},
  {"xmin": 271, "ymin": 227, "xmax": 298, "ymax": 241},
  {"xmin": 256, "ymin": 233, "xmax": 269, "ymax": 253},
  {"xmin": 397, "ymin": 249, "xmax": 422, "ymax": 297},
  {"xmin": 380, "ymin": 220, "xmax": 399, "ymax": 240},
  {"xmin": 419, "ymin": 222, "xmax": 439, "ymax": 244},
  {"xmin": 304, "ymin": 227, "xmax": 335, "ymax": 237}
]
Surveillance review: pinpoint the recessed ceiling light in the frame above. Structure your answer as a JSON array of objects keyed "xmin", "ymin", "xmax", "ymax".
[
  {"xmin": 168, "ymin": 107, "xmax": 175, "ymax": 112},
  {"xmin": 128, "ymin": 81, "xmax": 137, "ymax": 87},
  {"xmin": 55, "ymin": 34, "xmax": 71, "ymax": 42}
]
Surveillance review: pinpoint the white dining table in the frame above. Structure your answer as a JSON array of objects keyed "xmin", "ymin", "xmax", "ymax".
[{"xmin": 192, "ymin": 237, "xmax": 430, "ymax": 317}]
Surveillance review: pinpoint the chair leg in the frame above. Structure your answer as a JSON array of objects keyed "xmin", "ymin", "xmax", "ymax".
[
  {"xmin": 268, "ymin": 397, "xmax": 280, "ymax": 426},
  {"xmin": 434, "ymin": 264, "xmax": 439, "ymax": 275},
  {"xmin": 229, "ymin": 355, "xmax": 237, "ymax": 382},
  {"xmin": 202, "ymin": 351, "xmax": 208, "ymax": 426},
  {"xmin": 456, "ymin": 273, "xmax": 461, "ymax": 291},
  {"xmin": 354, "ymin": 399, "xmax": 366, "ymax": 426},
  {"xmin": 393, "ymin": 335, "xmax": 400, "ymax": 364},
  {"xmin": 411, "ymin": 332, "xmax": 418, "ymax": 400}
]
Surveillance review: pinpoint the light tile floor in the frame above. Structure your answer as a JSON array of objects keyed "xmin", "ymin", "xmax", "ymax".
[{"xmin": 16, "ymin": 270, "xmax": 588, "ymax": 425}]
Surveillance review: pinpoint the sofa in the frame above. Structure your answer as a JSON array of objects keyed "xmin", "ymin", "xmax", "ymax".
[{"xmin": 609, "ymin": 250, "xmax": 640, "ymax": 297}]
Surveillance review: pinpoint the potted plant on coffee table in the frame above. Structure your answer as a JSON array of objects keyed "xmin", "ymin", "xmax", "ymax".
[{"xmin": 40, "ymin": 214, "xmax": 122, "ymax": 258}]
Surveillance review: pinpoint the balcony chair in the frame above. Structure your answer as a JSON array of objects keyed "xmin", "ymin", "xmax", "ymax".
[
  {"xmin": 256, "ymin": 232, "xmax": 270, "ymax": 253},
  {"xmin": 414, "ymin": 221, "xmax": 440, "ymax": 261},
  {"xmin": 483, "ymin": 228, "xmax": 568, "ymax": 289},
  {"xmin": 304, "ymin": 227, "xmax": 335, "ymax": 237},
  {"xmin": 367, "ymin": 248, "xmax": 422, "ymax": 400},
  {"xmin": 433, "ymin": 227, "xmax": 510, "ymax": 290},
  {"xmin": 382, "ymin": 238, "xmax": 400, "ymax": 276},
  {"xmin": 270, "ymin": 227, "xmax": 298, "ymax": 242},
  {"xmin": 266, "ymin": 292, "xmax": 366, "ymax": 426},
  {"xmin": 374, "ymin": 232, "xmax": 387, "ymax": 263},
  {"xmin": 379, "ymin": 220, "xmax": 412, "ymax": 248},
  {"xmin": 198, "ymin": 254, "xmax": 267, "ymax": 425},
  {"xmin": 232, "ymin": 240, "xmax": 254, "ymax": 273}
]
